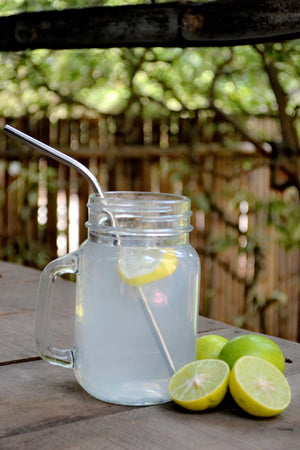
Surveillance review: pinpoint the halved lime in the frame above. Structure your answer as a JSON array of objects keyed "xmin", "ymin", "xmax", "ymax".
[
  {"xmin": 229, "ymin": 355, "xmax": 291, "ymax": 417},
  {"xmin": 117, "ymin": 247, "xmax": 177, "ymax": 286},
  {"xmin": 168, "ymin": 359, "xmax": 230, "ymax": 411}
]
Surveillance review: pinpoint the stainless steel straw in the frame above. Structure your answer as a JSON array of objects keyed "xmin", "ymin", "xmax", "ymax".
[{"xmin": 4, "ymin": 124, "xmax": 176, "ymax": 376}]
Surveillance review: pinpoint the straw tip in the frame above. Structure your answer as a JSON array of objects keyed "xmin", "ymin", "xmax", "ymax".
[{"xmin": 4, "ymin": 124, "xmax": 14, "ymax": 133}]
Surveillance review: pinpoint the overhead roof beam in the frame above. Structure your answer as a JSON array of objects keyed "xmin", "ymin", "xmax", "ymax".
[{"xmin": 0, "ymin": 0, "xmax": 300, "ymax": 51}]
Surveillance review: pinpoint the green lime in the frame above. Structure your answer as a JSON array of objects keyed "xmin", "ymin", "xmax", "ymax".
[
  {"xmin": 196, "ymin": 334, "xmax": 228, "ymax": 360},
  {"xmin": 168, "ymin": 359, "xmax": 230, "ymax": 411},
  {"xmin": 229, "ymin": 355, "xmax": 291, "ymax": 417},
  {"xmin": 219, "ymin": 334, "xmax": 285, "ymax": 373}
]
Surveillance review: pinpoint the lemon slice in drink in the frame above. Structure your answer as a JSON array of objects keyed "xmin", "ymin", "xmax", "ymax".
[
  {"xmin": 117, "ymin": 247, "xmax": 177, "ymax": 287},
  {"xmin": 229, "ymin": 356, "xmax": 291, "ymax": 417},
  {"xmin": 168, "ymin": 359, "xmax": 230, "ymax": 411}
]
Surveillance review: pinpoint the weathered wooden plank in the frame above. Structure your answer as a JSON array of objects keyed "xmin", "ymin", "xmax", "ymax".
[
  {"xmin": 0, "ymin": 306, "xmax": 75, "ymax": 364},
  {"xmin": 0, "ymin": 261, "xmax": 74, "ymax": 312},
  {"xmin": 0, "ymin": 0, "xmax": 300, "ymax": 51},
  {"xmin": 0, "ymin": 360, "xmax": 131, "ymax": 437},
  {"xmin": 0, "ymin": 261, "xmax": 75, "ymax": 363},
  {"xmin": 0, "ymin": 359, "xmax": 299, "ymax": 449},
  {"xmin": 0, "ymin": 261, "xmax": 299, "ymax": 449},
  {"xmin": 0, "ymin": 261, "xmax": 40, "ymax": 313},
  {"xmin": 0, "ymin": 312, "xmax": 38, "ymax": 362}
]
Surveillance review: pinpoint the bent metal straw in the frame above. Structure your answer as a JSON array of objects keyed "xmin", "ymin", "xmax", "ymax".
[{"xmin": 4, "ymin": 124, "xmax": 176, "ymax": 376}]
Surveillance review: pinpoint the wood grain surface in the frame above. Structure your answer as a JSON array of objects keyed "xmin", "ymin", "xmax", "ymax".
[{"xmin": 0, "ymin": 261, "xmax": 299, "ymax": 449}]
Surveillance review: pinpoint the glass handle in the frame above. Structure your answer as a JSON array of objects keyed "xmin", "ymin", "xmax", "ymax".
[{"xmin": 35, "ymin": 252, "xmax": 78, "ymax": 368}]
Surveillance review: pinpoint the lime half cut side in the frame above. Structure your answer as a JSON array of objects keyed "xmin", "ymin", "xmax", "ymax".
[
  {"xmin": 168, "ymin": 359, "xmax": 230, "ymax": 411},
  {"xmin": 229, "ymin": 355, "xmax": 291, "ymax": 417},
  {"xmin": 117, "ymin": 247, "xmax": 177, "ymax": 287}
]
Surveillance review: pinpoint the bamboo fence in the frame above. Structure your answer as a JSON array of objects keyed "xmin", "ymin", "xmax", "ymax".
[{"xmin": 0, "ymin": 116, "xmax": 299, "ymax": 341}]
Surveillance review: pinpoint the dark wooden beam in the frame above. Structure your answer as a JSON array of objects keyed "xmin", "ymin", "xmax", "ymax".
[{"xmin": 0, "ymin": 0, "xmax": 300, "ymax": 50}]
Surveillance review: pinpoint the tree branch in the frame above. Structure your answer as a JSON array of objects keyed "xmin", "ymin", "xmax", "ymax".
[
  {"xmin": 198, "ymin": 247, "xmax": 246, "ymax": 284},
  {"xmin": 253, "ymin": 44, "xmax": 300, "ymax": 191},
  {"xmin": 254, "ymin": 44, "xmax": 299, "ymax": 150},
  {"xmin": 208, "ymin": 49, "xmax": 270, "ymax": 157}
]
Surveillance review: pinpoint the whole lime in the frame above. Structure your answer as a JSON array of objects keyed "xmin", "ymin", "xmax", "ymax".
[
  {"xmin": 219, "ymin": 334, "xmax": 285, "ymax": 373},
  {"xmin": 196, "ymin": 334, "xmax": 229, "ymax": 360}
]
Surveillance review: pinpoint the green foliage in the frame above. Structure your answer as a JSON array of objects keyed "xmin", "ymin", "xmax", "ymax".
[
  {"xmin": 267, "ymin": 188, "xmax": 300, "ymax": 249},
  {"xmin": 1, "ymin": 1, "xmax": 299, "ymax": 334},
  {"xmin": 1, "ymin": 38, "xmax": 300, "ymax": 127},
  {"xmin": 208, "ymin": 231, "xmax": 239, "ymax": 254},
  {"xmin": 228, "ymin": 185, "xmax": 300, "ymax": 249},
  {"xmin": 0, "ymin": 162, "xmax": 57, "ymax": 268},
  {"xmin": 0, "ymin": 0, "xmax": 115, "ymax": 15},
  {"xmin": 1, "ymin": 3, "xmax": 300, "ymax": 124},
  {"xmin": 0, "ymin": 237, "xmax": 51, "ymax": 268},
  {"xmin": 189, "ymin": 192, "xmax": 211, "ymax": 213}
]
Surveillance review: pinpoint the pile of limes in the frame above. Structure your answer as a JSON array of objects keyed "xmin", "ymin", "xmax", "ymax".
[{"xmin": 168, "ymin": 333, "xmax": 291, "ymax": 417}]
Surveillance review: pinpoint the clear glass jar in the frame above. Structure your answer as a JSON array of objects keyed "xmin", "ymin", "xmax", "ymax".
[{"xmin": 35, "ymin": 192, "xmax": 200, "ymax": 406}]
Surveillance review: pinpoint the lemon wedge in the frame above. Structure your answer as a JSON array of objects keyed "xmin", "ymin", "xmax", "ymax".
[
  {"xmin": 168, "ymin": 359, "xmax": 230, "ymax": 411},
  {"xmin": 117, "ymin": 247, "xmax": 177, "ymax": 286}
]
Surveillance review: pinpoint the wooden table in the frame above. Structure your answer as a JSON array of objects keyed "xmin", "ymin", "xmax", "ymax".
[{"xmin": 1, "ymin": 261, "xmax": 299, "ymax": 449}]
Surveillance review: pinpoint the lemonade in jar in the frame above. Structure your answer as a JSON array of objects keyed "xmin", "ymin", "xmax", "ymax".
[{"xmin": 36, "ymin": 192, "xmax": 200, "ymax": 406}]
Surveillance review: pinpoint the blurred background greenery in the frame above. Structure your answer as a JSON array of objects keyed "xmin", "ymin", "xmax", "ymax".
[{"xmin": 0, "ymin": 0, "xmax": 299, "ymax": 340}]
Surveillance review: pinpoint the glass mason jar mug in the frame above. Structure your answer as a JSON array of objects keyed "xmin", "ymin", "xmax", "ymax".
[{"xmin": 35, "ymin": 192, "xmax": 200, "ymax": 406}]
